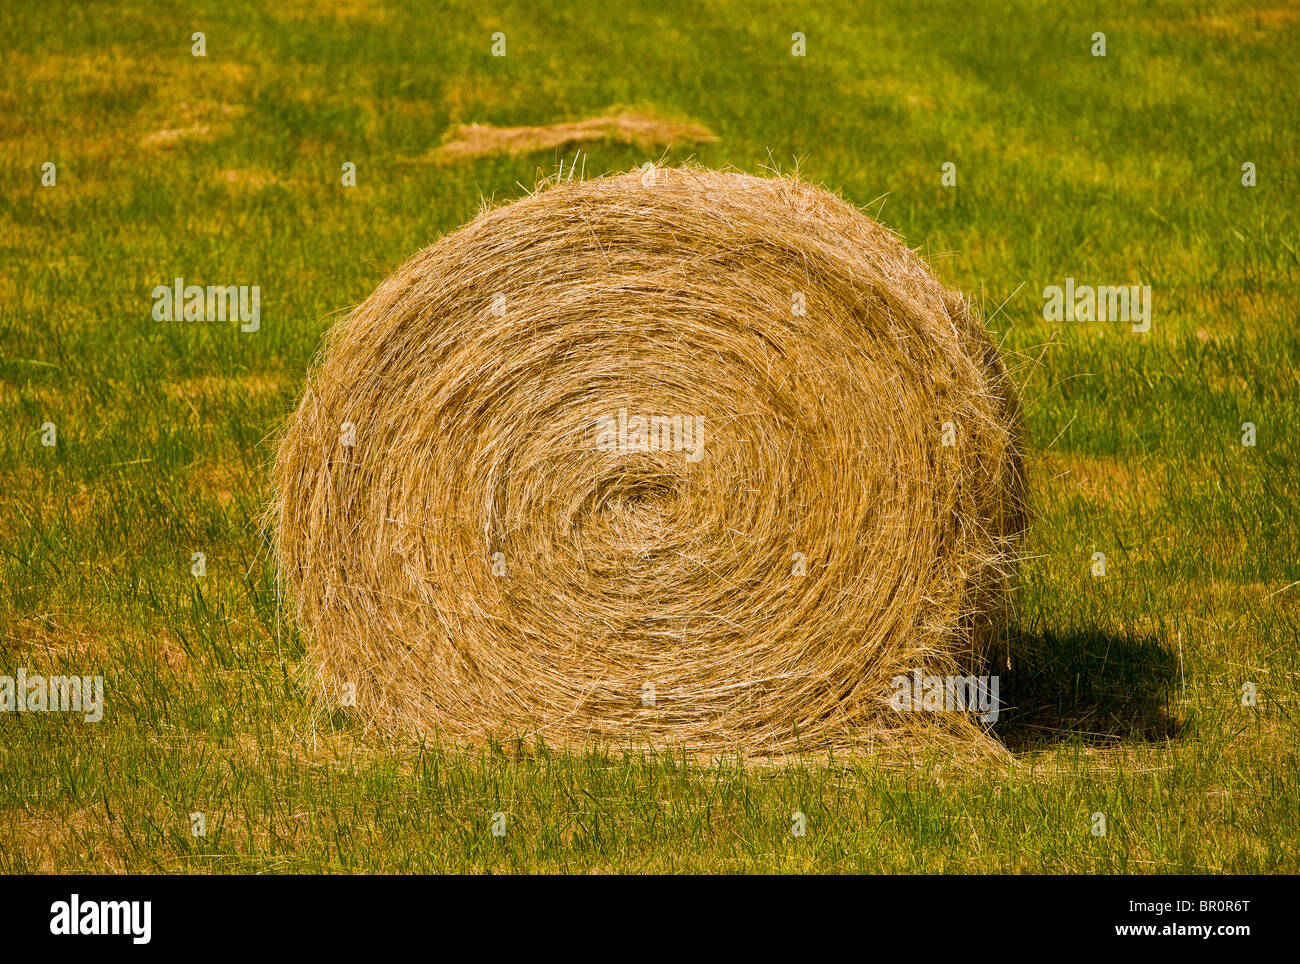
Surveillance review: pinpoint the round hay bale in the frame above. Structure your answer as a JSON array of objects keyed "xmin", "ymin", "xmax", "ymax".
[{"xmin": 271, "ymin": 167, "xmax": 1025, "ymax": 756}]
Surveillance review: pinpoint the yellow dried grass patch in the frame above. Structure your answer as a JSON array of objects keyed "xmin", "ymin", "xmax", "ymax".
[{"xmin": 431, "ymin": 111, "xmax": 717, "ymax": 162}]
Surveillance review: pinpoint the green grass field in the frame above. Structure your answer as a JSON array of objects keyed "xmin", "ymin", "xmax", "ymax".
[{"xmin": 1, "ymin": 0, "xmax": 1297, "ymax": 873}]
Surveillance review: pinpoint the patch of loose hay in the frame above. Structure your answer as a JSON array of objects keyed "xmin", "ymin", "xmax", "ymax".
[
  {"xmin": 0, "ymin": 810, "xmax": 126, "ymax": 874},
  {"xmin": 163, "ymin": 373, "xmax": 284, "ymax": 400},
  {"xmin": 430, "ymin": 111, "xmax": 718, "ymax": 162},
  {"xmin": 1, "ymin": 614, "xmax": 109, "ymax": 665},
  {"xmin": 1149, "ymin": 7, "xmax": 1300, "ymax": 33},
  {"xmin": 1052, "ymin": 453, "xmax": 1165, "ymax": 510},
  {"xmin": 271, "ymin": 166, "xmax": 1025, "ymax": 759},
  {"xmin": 270, "ymin": 0, "xmax": 389, "ymax": 22},
  {"xmin": 220, "ymin": 168, "xmax": 278, "ymax": 189},
  {"xmin": 141, "ymin": 124, "xmax": 215, "ymax": 148},
  {"xmin": 141, "ymin": 102, "xmax": 243, "ymax": 150}
]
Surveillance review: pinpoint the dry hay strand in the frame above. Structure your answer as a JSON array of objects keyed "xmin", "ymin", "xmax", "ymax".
[
  {"xmin": 430, "ymin": 110, "xmax": 717, "ymax": 162},
  {"xmin": 271, "ymin": 166, "xmax": 1026, "ymax": 760}
]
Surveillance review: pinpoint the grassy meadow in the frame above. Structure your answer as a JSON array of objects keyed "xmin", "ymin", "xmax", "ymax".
[{"xmin": 0, "ymin": 0, "xmax": 1297, "ymax": 872}]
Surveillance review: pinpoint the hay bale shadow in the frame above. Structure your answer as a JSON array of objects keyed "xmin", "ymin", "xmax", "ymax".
[{"xmin": 986, "ymin": 628, "xmax": 1183, "ymax": 751}]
